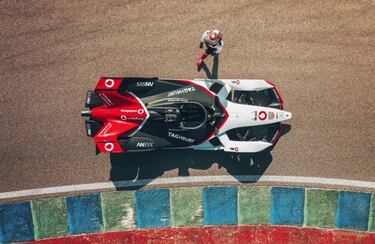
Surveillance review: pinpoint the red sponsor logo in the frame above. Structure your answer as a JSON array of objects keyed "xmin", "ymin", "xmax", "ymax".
[
  {"xmin": 104, "ymin": 142, "xmax": 114, "ymax": 151},
  {"xmin": 258, "ymin": 111, "xmax": 267, "ymax": 121},
  {"xmin": 105, "ymin": 79, "xmax": 115, "ymax": 88},
  {"xmin": 137, "ymin": 109, "xmax": 144, "ymax": 114}
]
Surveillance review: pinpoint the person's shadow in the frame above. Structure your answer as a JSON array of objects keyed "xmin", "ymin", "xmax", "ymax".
[{"xmin": 200, "ymin": 54, "xmax": 219, "ymax": 79}]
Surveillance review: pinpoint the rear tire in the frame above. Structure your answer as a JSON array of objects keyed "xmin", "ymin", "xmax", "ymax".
[{"xmin": 85, "ymin": 90, "xmax": 103, "ymax": 108}]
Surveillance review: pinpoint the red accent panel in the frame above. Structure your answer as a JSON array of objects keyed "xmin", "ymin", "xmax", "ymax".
[
  {"xmin": 95, "ymin": 77, "xmax": 123, "ymax": 90},
  {"xmin": 96, "ymin": 140, "xmax": 124, "ymax": 153},
  {"xmin": 92, "ymin": 83, "xmax": 148, "ymax": 153},
  {"xmin": 266, "ymin": 80, "xmax": 284, "ymax": 110},
  {"xmin": 271, "ymin": 123, "xmax": 282, "ymax": 145},
  {"xmin": 265, "ymin": 80, "xmax": 285, "ymax": 145},
  {"xmin": 264, "ymin": 81, "xmax": 285, "ymax": 145},
  {"xmin": 217, "ymin": 101, "xmax": 229, "ymax": 130},
  {"xmin": 95, "ymin": 89, "xmax": 141, "ymax": 108}
]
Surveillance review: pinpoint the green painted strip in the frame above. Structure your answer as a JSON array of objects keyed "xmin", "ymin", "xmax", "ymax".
[
  {"xmin": 170, "ymin": 188, "xmax": 203, "ymax": 227},
  {"xmin": 304, "ymin": 189, "xmax": 338, "ymax": 228},
  {"xmin": 101, "ymin": 191, "xmax": 135, "ymax": 231},
  {"xmin": 369, "ymin": 194, "xmax": 375, "ymax": 231},
  {"xmin": 238, "ymin": 187, "xmax": 271, "ymax": 225},
  {"xmin": 31, "ymin": 197, "xmax": 68, "ymax": 240}
]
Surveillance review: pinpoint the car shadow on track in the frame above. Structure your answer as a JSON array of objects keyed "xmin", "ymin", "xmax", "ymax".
[{"xmin": 109, "ymin": 124, "xmax": 291, "ymax": 190}]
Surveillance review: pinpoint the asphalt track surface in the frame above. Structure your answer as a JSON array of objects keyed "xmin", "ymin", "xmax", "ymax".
[{"xmin": 0, "ymin": 1, "xmax": 374, "ymax": 198}]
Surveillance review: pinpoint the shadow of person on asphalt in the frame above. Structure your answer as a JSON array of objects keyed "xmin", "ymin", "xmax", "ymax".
[
  {"xmin": 109, "ymin": 124, "xmax": 292, "ymax": 190},
  {"xmin": 200, "ymin": 54, "xmax": 219, "ymax": 79}
]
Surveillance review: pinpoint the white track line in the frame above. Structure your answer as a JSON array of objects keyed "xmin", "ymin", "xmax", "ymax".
[{"xmin": 1, "ymin": 175, "xmax": 374, "ymax": 201}]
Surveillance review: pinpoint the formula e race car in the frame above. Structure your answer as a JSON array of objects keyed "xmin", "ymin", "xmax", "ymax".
[{"xmin": 81, "ymin": 77, "xmax": 292, "ymax": 154}]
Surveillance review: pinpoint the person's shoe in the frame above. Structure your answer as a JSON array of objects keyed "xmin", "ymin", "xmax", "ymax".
[{"xmin": 196, "ymin": 59, "xmax": 203, "ymax": 68}]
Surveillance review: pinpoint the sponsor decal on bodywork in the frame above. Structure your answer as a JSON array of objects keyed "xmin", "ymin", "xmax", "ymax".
[
  {"xmin": 104, "ymin": 142, "xmax": 114, "ymax": 151},
  {"xmin": 231, "ymin": 80, "xmax": 241, "ymax": 85},
  {"xmin": 99, "ymin": 122, "xmax": 112, "ymax": 136},
  {"xmin": 258, "ymin": 111, "xmax": 267, "ymax": 121},
  {"xmin": 120, "ymin": 109, "xmax": 144, "ymax": 114},
  {"xmin": 136, "ymin": 142, "xmax": 154, "ymax": 148},
  {"xmin": 119, "ymin": 108, "xmax": 145, "ymax": 121},
  {"xmin": 268, "ymin": 112, "xmax": 275, "ymax": 120},
  {"xmin": 120, "ymin": 115, "xmax": 144, "ymax": 121},
  {"xmin": 136, "ymin": 81, "xmax": 154, "ymax": 87},
  {"xmin": 105, "ymin": 79, "xmax": 115, "ymax": 88},
  {"xmin": 167, "ymin": 86, "xmax": 196, "ymax": 97},
  {"xmin": 86, "ymin": 123, "xmax": 92, "ymax": 136},
  {"xmin": 168, "ymin": 132, "xmax": 195, "ymax": 143},
  {"xmin": 252, "ymin": 111, "xmax": 258, "ymax": 121},
  {"xmin": 98, "ymin": 93, "xmax": 114, "ymax": 106}
]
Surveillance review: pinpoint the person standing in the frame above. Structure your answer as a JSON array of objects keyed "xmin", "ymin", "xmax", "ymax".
[{"xmin": 196, "ymin": 29, "xmax": 223, "ymax": 68}]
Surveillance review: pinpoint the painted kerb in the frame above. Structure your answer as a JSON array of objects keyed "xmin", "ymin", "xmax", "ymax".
[{"xmin": 0, "ymin": 187, "xmax": 374, "ymax": 243}]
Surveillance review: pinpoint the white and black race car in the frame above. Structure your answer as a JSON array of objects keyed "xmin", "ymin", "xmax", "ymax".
[{"xmin": 81, "ymin": 77, "xmax": 292, "ymax": 154}]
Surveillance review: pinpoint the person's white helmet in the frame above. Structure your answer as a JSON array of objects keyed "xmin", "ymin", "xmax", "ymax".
[{"xmin": 208, "ymin": 31, "xmax": 220, "ymax": 43}]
